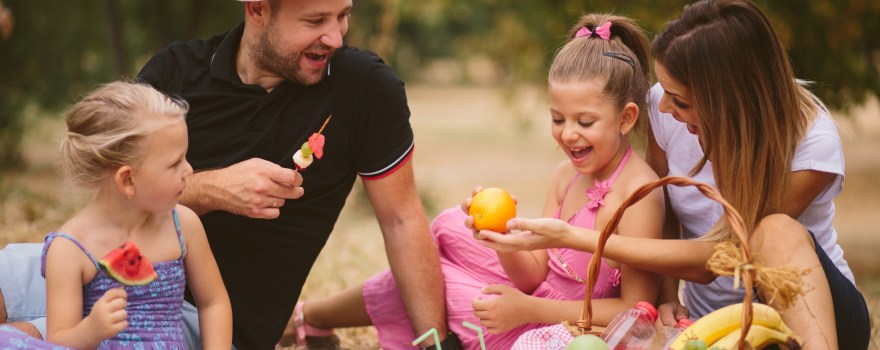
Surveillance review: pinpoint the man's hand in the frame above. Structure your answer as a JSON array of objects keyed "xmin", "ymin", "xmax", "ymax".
[
  {"xmin": 181, "ymin": 158, "xmax": 304, "ymax": 219},
  {"xmin": 471, "ymin": 284, "xmax": 532, "ymax": 334}
]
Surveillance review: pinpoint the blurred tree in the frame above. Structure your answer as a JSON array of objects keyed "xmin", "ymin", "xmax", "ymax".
[
  {"xmin": 0, "ymin": 0, "xmax": 239, "ymax": 169},
  {"xmin": 0, "ymin": 0, "xmax": 877, "ymax": 168}
]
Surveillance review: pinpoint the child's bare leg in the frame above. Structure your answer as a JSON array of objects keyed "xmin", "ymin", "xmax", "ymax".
[
  {"xmin": 5, "ymin": 322, "xmax": 42, "ymax": 339},
  {"xmin": 749, "ymin": 214, "xmax": 837, "ymax": 350},
  {"xmin": 304, "ymin": 284, "xmax": 371, "ymax": 329},
  {"xmin": 279, "ymin": 284, "xmax": 372, "ymax": 346},
  {"xmin": 1, "ymin": 291, "xmax": 43, "ymax": 340},
  {"xmin": 0, "ymin": 288, "xmax": 6, "ymax": 323}
]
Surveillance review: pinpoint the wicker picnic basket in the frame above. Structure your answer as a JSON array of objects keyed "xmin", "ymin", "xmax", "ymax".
[{"xmin": 571, "ymin": 176, "xmax": 805, "ymax": 349}]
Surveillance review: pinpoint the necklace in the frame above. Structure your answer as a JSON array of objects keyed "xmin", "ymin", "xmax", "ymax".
[{"xmin": 552, "ymin": 248, "xmax": 586, "ymax": 284}]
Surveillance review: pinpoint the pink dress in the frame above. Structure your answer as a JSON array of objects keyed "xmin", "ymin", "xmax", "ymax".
[{"xmin": 363, "ymin": 148, "xmax": 633, "ymax": 350}]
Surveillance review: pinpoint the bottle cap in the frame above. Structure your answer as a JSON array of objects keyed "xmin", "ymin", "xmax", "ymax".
[
  {"xmin": 635, "ymin": 301, "xmax": 658, "ymax": 321},
  {"xmin": 676, "ymin": 318, "xmax": 694, "ymax": 329}
]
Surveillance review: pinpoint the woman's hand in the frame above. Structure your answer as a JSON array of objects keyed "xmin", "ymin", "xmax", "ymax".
[
  {"xmin": 476, "ymin": 217, "xmax": 592, "ymax": 253},
  {"xmin": 656, "ymin": 301, "xmax": 690, "ymax": 327},
  {"xmin": 471, "ymin": 284, "xmax": 533, "ymax": 334}
]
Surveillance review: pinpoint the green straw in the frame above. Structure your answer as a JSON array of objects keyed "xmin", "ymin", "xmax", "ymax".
[
  {"xmin": 462, "ymin": 321, "xmax": 487, "ymax": 350},
  {"xmin": 411, "ymin": 328, "xmax": 441, "ymax": 350}
]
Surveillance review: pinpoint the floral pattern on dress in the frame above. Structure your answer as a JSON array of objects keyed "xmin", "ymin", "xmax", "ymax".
[{"xmin": 586, "ymin": 179, "xmax": 612, "ymax": 210}]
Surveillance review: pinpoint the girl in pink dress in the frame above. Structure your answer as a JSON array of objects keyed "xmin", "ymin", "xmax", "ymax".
[{"xmin": 281, "ymin": 13, "xmax": 664, "ymax": 350}]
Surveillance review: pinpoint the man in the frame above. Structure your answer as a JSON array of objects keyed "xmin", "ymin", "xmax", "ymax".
[
  {"xmin": 136, "ymin": 0, "xmax": 450, "ymax": 348},
  {"xmin": 0, "ymin": 0, "xmax": 453, "ymax": 348}
]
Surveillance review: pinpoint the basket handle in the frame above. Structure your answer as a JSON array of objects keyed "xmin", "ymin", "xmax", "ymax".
[{"xmin": 576, "ymin": 176, "xmax": 756, "ymax": 341}]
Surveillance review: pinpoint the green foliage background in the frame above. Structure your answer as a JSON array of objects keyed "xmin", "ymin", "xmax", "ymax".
[{"xmin": 1, "ymin": 0, "xmax": 878, "ymax": 168}]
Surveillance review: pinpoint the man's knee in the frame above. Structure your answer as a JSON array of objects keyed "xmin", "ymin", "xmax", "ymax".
[{"xmin": 749, "ymin": 214, "xmax": 814, "ymax": 257}]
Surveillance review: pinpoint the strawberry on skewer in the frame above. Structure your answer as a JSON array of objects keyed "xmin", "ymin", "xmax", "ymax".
[{"xmin": 293, "ymin": 115, "xmax": 331, "ymax": 171}]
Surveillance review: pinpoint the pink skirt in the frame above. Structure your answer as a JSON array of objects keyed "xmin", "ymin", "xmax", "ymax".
[{"xmin": 364, "ymin": 208, "xmax": 568, "ymax": 349}]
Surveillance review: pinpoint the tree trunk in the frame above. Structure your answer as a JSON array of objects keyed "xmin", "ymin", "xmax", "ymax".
[{"xmin": 104, "ymin": 0, "xmax": 127, "ymax": 77}]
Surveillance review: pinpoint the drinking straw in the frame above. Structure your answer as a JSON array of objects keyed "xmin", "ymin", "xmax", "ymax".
[
  {"xmin": 412, "ymin": 328, "xmax": 441, "ymax": 350},
  {"xmin": 462, "ymin": 321, "xmax": 487, "ymax": 350}
]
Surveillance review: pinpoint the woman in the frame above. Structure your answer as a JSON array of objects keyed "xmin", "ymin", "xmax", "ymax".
[{"xmin": 476, "ymin": 1, "xmax": 870, "ymax": 349}]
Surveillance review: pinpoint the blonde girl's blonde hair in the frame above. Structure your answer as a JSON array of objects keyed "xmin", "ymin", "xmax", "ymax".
[
  {"xmin": 549, "ymin": 13, "xmax": 651, "ymax": 131},
  {"xmin": 59, "ymin": 81, "xmax": 188, "ymax": 190},
  {"xmin": 651, "ymin": 0, "xmax": 819, "ymax": 240}
]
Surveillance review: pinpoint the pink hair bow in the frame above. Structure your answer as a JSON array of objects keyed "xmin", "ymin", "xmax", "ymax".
[{"xmin": 575, "ymin": 21, "xmax": 612, "ymax": 40}]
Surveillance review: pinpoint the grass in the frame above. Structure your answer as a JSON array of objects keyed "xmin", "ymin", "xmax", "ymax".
[{"xmin": 1, "ymin": 85, "xmax": 877, "ymax": 349}]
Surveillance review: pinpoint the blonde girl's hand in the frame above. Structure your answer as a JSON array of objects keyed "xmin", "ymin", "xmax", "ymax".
[
  {"xmin": 471, "ymin": 284, "xmax": 532, "ymax": 334},
  {"xmin": 476, "ymin": 217, "xmax": 576, "ymax": 252},
  {"xmin": 86, "ymin": 287, "xmax": 128, "ymax": 340}
]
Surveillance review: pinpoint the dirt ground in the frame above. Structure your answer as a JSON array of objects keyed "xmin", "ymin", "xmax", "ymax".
[{"xmin": 1, "ymin": 85, "xmax": 877, "ymax": 348}]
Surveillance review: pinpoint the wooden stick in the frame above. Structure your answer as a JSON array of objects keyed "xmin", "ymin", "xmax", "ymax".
[{"xmin": 317, "ymin": 115, "xmax": 332, "ymax": 135}]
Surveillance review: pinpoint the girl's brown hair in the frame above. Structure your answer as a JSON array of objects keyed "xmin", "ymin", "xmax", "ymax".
[
  {"xmin": 651, "ymin": 0, "xmax": 818, "ymax": 238},
  {"xmin": 549, "ymin": 13, "xmax": 651, "ymax": 130},
  {"xmin": 59, "ymin": 81, "xmax": 188, "ymax": 190}
]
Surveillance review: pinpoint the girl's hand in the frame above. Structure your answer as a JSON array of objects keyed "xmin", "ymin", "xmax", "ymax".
[
  {"xmin": 86, "ymin": 287, "xmax": 128, "ymax": 340},
  {"xmin": 461, "ymin": 186, "xmax": 518, "ymax": 240},
  {"xmin": 476, "ymin": 217, "xmax": 578, "ymax": 252},
  {"xmin": 471, "ymin": 284, "xmax": 532, "ymax": 334}
]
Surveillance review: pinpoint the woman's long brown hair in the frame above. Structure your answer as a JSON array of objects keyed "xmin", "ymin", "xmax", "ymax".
[{"xmin": 651, "ymin": 0, "xmax": 819, "ymax": 239}]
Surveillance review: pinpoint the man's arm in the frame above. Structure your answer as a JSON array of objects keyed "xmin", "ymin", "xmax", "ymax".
[{"xmin": 362, "ymin": 159, "xmax": 448, "ymax": 347}]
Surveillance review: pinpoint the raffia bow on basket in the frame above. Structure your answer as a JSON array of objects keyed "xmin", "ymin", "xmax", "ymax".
[{"xmin": 570, "ymin": 176, "xmax": 806, "ymax": 350}]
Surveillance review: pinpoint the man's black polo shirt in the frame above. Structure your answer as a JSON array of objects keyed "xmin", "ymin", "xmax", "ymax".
[{"xmin": 137, "ymin": 23, "xmax": 414, "ymax": 349}]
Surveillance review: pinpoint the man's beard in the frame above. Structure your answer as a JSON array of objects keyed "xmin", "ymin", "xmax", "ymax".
[{"xmin": 249, "ymin": 24, "xmax": 329, "ymax": 86}]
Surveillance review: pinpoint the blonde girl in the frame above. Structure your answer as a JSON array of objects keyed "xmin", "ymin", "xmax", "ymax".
[{"xmin": 41, "ymin": 82, "xmax": 232, "ymax": 349}]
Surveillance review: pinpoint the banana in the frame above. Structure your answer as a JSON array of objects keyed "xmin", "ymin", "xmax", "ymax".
[
  {"xmin": 669, "ymin": 303, "xmax": 796, "ymax": 350},
  {"xmin": 707, "ymin": 324, "xmax": 803, "ymax": 350}
]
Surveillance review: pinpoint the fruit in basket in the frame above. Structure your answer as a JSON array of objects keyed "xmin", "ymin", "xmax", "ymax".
[
  {"xmin": 565, "ymin": 334, "xmax": 609, "ymax": 350},
  {"xmin": 684, "ymin": 338, "xmax": 707, "ymax": 350},
  {"xmin": 469, "ymin": 187, "xmax": 516, "ymax": 232},
  {"xmin": 669, "ymin": 303, "xmax": 798, "ymax": 350},
  {"xmin": 98, "ymin": 241, "xmax": 158, "ymax": 286},
  {"xmin": 707, "ymin": 324, "xmax": 802, "ymax": 350}
]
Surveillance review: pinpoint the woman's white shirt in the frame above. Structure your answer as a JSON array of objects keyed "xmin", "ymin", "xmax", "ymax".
[{"xmin": 647, "ymin": 83, "xmax": 854, "ymax": 318}]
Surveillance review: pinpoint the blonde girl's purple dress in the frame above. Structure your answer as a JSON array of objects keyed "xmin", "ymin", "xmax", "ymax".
[
  {"xmin": 40, "ymin": 210, "xmax": 187, "ymax": 350},
  {"xmin": 362, "ymin": 148, "xmax": 633, "ymax": 349},
  {"xmin": 0, "ymin": 326, "xmax": 70, "ymax": 350}
]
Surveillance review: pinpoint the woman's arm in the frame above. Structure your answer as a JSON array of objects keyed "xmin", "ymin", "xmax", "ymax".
[
  {"xmin": 45, "ymin": 239, "xmax": 127, "ymax": 349},
  {"xmin": 177, "ymin": 205, "xmax": 233, "ymax": 349},
  {"xmin": 481, "ymin": 218, "xmax": 719, "ymax": 284},
  {"xmin": 783, "ymin": 170, "xmax": 836, "ymax": 218}
]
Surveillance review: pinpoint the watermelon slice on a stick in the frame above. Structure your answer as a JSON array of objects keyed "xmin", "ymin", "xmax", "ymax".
[
  {"xmin": 98, "ymin": 241, "xmax": 158, "ymax": 286},
  {"xmin": 293, "ymin": 115, "xmax": 331, "ymax": 171}
]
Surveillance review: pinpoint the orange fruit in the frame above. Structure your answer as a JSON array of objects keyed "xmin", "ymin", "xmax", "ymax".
[{"xmin": 469, "ymin": 187, "xmax": 516, "ymax": 232}]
